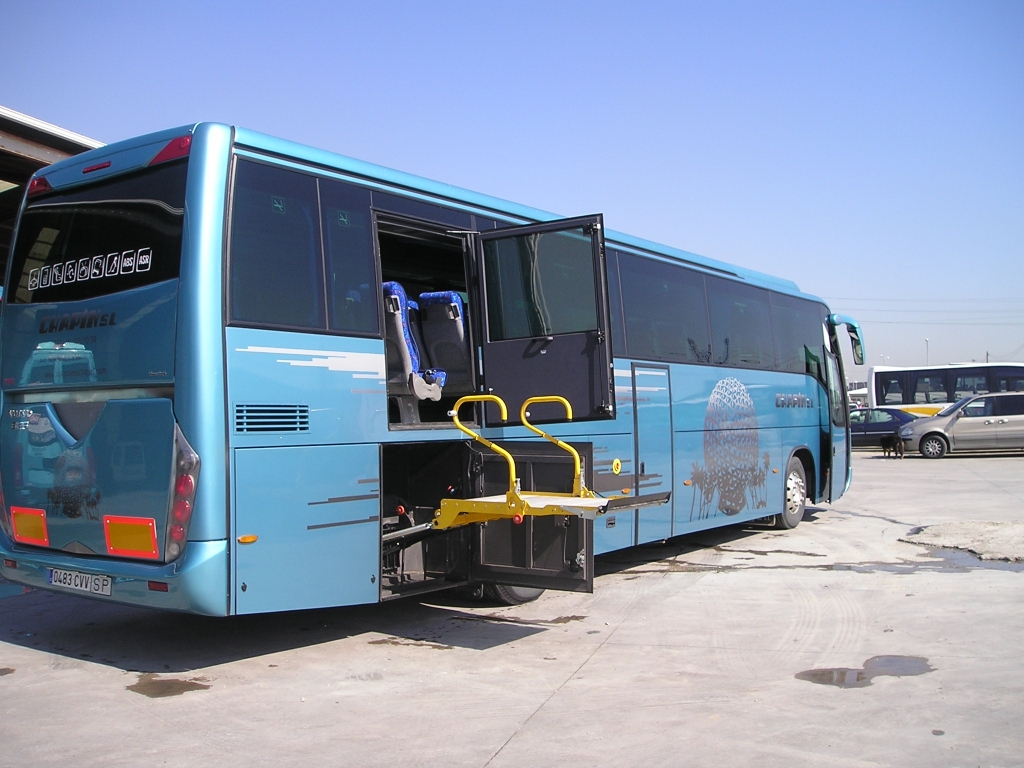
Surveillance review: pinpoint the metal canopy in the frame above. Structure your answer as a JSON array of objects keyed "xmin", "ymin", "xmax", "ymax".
[
  {"xmin": 0, "ymin": 104, "xmax": 102, "ymax": 185},
  {"xmin": 0, "ymin": 105, "xmax": 103, "ymax": 286}
]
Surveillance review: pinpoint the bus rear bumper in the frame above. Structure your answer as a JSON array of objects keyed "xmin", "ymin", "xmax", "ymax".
[{"xmin": 0, "ymin": 539, "xmax": 229, "ymax": 616}]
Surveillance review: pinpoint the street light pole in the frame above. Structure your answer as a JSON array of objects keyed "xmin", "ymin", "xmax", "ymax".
[{"xmin": 926, "ymin": 338, "xmax": 929, "ymax": 365}]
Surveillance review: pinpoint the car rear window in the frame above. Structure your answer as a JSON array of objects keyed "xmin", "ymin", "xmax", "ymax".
[{"xmin": 7, "ymin": 161, "xmax": 187, "ymax": 304}]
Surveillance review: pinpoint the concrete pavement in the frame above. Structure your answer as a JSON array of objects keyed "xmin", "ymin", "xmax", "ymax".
[{"xmin": 1, "ymin": 450, "xmax": 1022, "ymax": 767}]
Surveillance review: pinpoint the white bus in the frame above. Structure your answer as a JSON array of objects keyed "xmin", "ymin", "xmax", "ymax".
[{"xmin": 869, "ymin": 363, "xmax": 1024, "ymax": 415}]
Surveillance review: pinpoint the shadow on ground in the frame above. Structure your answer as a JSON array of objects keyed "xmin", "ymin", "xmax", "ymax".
[
  {"xmin": 0, "ymin": 581, "xmax": 549, "ymax": 674},
  {"xmin": 0, "ymin": 510, "xmax": 827, "ymax": 674}
]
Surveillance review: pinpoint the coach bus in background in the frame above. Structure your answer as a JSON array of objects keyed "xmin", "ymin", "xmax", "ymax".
[
  {"xmin": 0, "ymin": 123, "xmax": 863, "ymax": 615},
  {"xmin": 869, "ymin": 363, "xmax": 1024, "ymax": 416}
]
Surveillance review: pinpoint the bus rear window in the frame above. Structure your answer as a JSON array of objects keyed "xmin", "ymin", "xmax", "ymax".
[{"xmin": 7, "ymin": 161, "xmax": 187, "ymax": 304}]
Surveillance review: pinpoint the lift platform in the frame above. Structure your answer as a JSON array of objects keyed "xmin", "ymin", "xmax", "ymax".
[{"xmin": 431, "ymin": 395, "xmax": 670, "ymax": 531}]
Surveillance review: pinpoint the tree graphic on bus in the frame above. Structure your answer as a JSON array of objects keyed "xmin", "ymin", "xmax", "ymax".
[{"xmin": 690, "ymin": 377, "xmax": 769, "ymax": 520}]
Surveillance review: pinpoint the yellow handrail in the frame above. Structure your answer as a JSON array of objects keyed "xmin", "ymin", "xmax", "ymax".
[
  {"xmin": 519, "ymin": 396, "xmax": 584, "ymax": 496},
  {"xmin": 449, "ymin": 395, "xmax": 518, "ymax": 496}
]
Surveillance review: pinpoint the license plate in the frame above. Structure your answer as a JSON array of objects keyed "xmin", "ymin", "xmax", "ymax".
[{"xmin": 49, "ymin": 568, "xmax": 112, "ymax": 596}]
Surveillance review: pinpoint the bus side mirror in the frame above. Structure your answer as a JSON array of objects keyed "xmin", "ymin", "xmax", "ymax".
[
  {"xmin": 849, "ymin": 328, "xmax": 864, "ymax": 366},
  {"xmin": 829, "ymin": 314, "xmax": 865, "ymax": 366}
]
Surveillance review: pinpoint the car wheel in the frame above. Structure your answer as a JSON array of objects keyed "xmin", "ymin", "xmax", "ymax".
[
  {"xmin": 775, "ymin": 456, "xmax": 807, "ymax": 530},
  {"xmin": 919, "ymin": 435, "xmax": 947, "ymax": 459},
  {"xmin": 483, "ymin": 585, "xmax": 545, "ymax": 605}
]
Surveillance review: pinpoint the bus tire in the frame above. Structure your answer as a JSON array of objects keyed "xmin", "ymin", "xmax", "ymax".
[
  {"xmin": 484, "ymin": 584, "xmax": 545, "ymax": 605},
  {"xmin": 776, "ymin": 457, "xmax": 807, "ymax": 530},
  {"xmin": 919, "ymin": 435, "xmax": 947, "ymax": 459}
]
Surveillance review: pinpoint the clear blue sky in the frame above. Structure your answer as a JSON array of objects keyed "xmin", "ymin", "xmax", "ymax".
[{"xmin": 3, "ymin": 0, "xmax": 1022, "ymax": 374}]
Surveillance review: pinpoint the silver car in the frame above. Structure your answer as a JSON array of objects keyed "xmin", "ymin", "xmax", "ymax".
[{"xmin": 900, "ymin": 391, "xmax": 1024, "ymax": 458}]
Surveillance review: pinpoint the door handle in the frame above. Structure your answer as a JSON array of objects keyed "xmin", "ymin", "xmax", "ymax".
[
  {"xmin": 997, "ymin": 419, "xmax": 1009, "ymax": 424},
  {"xmin": 984, "ymin": 420, "xmax": 995, "ymax": 424}
]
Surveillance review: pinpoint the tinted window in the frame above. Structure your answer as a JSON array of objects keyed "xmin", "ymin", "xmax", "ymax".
[
  {"xmin": 229, "ymin": 160, "xmax": 325, "ymax": 329},
  {"xmin": 319, "ymin": 179, "xmax": 378, "ymax": 335},
  {"xmin": 954, "ymin": 375, "xmax": 988, "ymax": 399},
  {"xmin": 915, "ymin": 375, "xmax": 949, "ymax": 404},
  {"xmin": 869, "ymin": 410, "xmax": 895, "ymax": 423},
  {"xmin": 706, "ymin": 276, "xmax": 775, "ymax": 369},
  {"xmin": 998, "ymin": 377, "xmax": 1024, "ymax": 392},
  {"xmin": 483, "ymin": 227, "xmax": 597, "ymax": 340},
  {"xmin": 372, "ymin": 191, "xmax": 473, "ymax": 229},
  {"xmin": 995, "ymin": 395, "xmax": 1024, "ymax": 417},
  {"xmin": 877, "ymin": 373, "xmax": 905, "ymax": 404},
  {"xmin": 619, "ymin": 253, "xmax": 710, "ymax": 364},
  {"xmin": 8, "ymin": 162, "xmax": 186, "ymax": 304},
  {"xmin": 605, "ymin": 250, "xmax": 626, "ymax": 356},
  {"xmin": 771, "ymin": 293, "xmax": 825, "ymax": 378}
]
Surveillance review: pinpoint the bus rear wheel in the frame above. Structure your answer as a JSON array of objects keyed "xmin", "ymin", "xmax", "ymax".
[
  {"xmin": 484, "ymin": 585, "xmax": 545, "ymax": 605},
  {"xmin": 776, "ymin": 457, "xmax": 807, "ymax": 530}
]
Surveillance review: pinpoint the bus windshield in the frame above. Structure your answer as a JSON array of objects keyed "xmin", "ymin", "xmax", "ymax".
[{"xmin": 7, "ymin": 161, "xmax": 187, "ymax": 305}]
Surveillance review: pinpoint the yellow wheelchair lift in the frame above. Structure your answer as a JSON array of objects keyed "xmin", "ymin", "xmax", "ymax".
[{"xmin": 431, "ymin": 394, "xmax": 669, "ymax": 531}]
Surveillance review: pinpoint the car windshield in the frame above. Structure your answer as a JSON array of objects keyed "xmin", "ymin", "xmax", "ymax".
[{"xmin": 937, "ymin": 397, "xmax": 972, "ymax": 418}]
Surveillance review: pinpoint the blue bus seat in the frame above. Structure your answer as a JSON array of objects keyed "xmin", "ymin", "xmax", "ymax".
[
  {"xmin": 419, "ymin": 291, "xmax": 472, "ymax": 393},
  {"xmin": 406, "ymin": 299, "xmax": 430, "ymax": 380},
  {"xmin": 382, "ymin": 283, "xmax": 445, "ymax": 415}
]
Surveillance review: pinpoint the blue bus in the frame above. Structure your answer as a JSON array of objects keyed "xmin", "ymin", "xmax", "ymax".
[{"xmin": 0, "ymin": 123, "xmax": 863, "ymax": 614}]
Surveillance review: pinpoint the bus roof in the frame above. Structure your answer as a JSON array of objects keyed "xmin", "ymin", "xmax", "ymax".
[{"xmin": 30, "ymin": 122, "xmax": 817, "ymax": 302}]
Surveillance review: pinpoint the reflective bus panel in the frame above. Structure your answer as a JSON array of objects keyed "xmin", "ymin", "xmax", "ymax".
[{"xmin": 0, "ymin": 123, "xmax": 860, "ymax": 615}]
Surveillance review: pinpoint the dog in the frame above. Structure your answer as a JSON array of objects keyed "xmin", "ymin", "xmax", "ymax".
[{"xmin": 880, "ymin": 433, "xmax": 905, "ymax": 459}]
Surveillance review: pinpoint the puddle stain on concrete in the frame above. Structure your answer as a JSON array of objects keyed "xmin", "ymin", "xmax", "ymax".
[
  {"xmin": 796, "ymin": 655, "xmax": 934, "ymax": 688},
  {"xmin": 126, "ymin": 673, "xmax": 211, "ymax": 698},
  {"xmin": 713, "ymin": 546, "xmax": 827, "ymax": 558},
  {"xmin": 616, "ymin": 547, "xmax": 1024, "ymax": 577},
  {"xmin": 0, "ymin": 668, "xmax": 14, "ymax": 676},
  {"xmin": 926, "ymin": 548, "xmax": 1024, "ymax": 572},
  {"xmin": 368, "ymin": 637, "xmax": 453, "ymax": 650}
]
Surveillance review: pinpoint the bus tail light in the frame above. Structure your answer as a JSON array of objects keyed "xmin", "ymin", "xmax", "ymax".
[
  {"xmin": 149, "ymin": 135, "xmax": 192, "ymax": 166},
  {"xmin": 27, "ymin": 176, "xmax": 53, "ymax": 197},
  {"xmin": 165, "ymin": 425, "xmax": 200, "ymax": 562}
]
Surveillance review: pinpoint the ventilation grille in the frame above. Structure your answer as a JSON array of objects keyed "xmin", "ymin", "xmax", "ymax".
[{"xmin": 235, "ymin": 404, "xmax": 310, "ymax": 433}]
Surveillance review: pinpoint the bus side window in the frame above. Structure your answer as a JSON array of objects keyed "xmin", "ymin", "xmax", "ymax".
[
  {"xmin": 771, "ymin": 292, "xmax": 825, "ymax": 378},
  {"xmin": 914, "ymin": 375, "xmax": 949, "ymax": 404},
  {"xmin": 229, "ymin": 160, "xmax": 326, "ymax": 330},
  {"xmin": 706, "ymin": 276, "xmax": 775, "ymax": 370},
  {"xmin": 618, "ymin": 252, "xmax": 710, "ymax": 365},
  {"xmin": 318, "ymin": 179, "xmax": 378, "ymax": 336},
  {"xmin": 878, "ymin": 374, "xmax": 904, "ymax": 404}
]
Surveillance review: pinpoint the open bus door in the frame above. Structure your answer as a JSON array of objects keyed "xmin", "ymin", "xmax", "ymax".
[
  {"xmin": 826, "ymin": 315, "xmax": 864, "ymax": 501},
  {"xmin": 456, "ymin": 215, "xmax": 616, "ymax": 593},
  {"xmin": 476, "ymin": 215, "xmax": 614, "ymax": 426}
]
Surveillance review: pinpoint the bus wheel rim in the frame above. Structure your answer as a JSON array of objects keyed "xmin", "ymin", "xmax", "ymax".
[{"xmin": 785, "ymin": 471, "xmax": 805, "ymax": 516}]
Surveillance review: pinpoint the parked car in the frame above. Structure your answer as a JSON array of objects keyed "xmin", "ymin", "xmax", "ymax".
[
  {"xmin": 849, "ymin": 407, "xmax": 918, "ymax": 447},
  {"xmin": 899, "ymin": 392, "xmax": 1024, "ymax": 458}
]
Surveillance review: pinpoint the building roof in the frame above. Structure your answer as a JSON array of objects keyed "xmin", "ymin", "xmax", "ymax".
[{"xmin": 0, "ymin": 104, "xmax": 103, "ymax": 188}]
